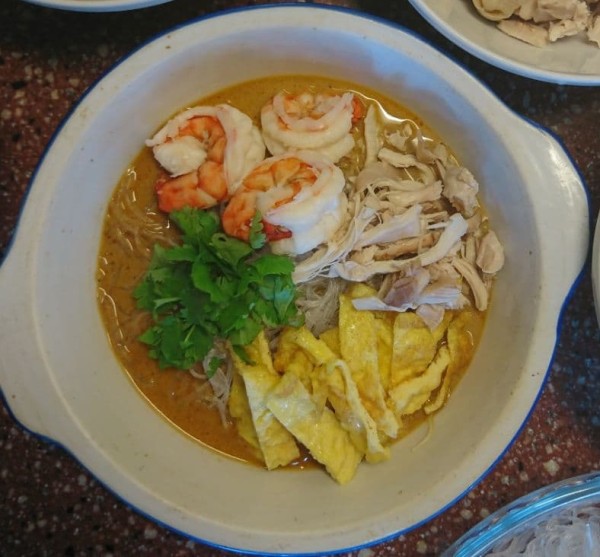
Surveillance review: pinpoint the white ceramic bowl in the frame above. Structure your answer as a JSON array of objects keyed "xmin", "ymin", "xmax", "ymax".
[
  {"xmin": 409, "ymin": 0, "xmax": 600, "ymax": 85},
  {"xmin": 0, "ymin": 6, "xmax": 589, "ymax": 555},
  {"xmin": 20, "ymin": 0, "xmax": 172, "ymax": 12}
]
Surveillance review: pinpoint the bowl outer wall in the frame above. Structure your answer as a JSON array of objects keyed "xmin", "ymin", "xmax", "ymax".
[{"xmin": 0, "ymin": 6, "xmax": 589, "ymax": 555}]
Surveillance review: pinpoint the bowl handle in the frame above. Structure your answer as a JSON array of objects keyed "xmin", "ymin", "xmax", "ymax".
[
  {"xmin": 519, "ymin": 124, "xmax": 589, "ymax": 303},
  {"xmin": 0, "ymin": 246, "xmax": 67, "ymax": 440}
]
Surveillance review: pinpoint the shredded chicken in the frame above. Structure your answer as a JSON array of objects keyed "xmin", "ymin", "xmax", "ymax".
[
  {"xmin": 292, "ymin": 106, "xmax": 504, "ymax": 327},
  {"xmin": 587, "ymin": 14, "xmax": 600, "ymax": 45},
  {"xmin": 473, "ymin": 0, "xmax": 600, "ymax": 48},
  {"xmin": 452, "ymin": 258, "xmax": 489, "ymax": 311}
]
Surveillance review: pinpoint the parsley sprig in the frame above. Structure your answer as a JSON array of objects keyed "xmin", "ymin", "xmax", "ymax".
[{"xmin": 133, "ymin": 207, "xmax": 303, "ymax": 369}]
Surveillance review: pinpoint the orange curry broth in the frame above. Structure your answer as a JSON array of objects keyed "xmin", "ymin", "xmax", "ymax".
[{"xmin": 96, "ymin": 75, "xmax": 485, "ymax": 469}]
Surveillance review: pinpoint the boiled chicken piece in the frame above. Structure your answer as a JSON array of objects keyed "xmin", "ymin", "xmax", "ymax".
[
  {"xmin": 385, "ymin": 182, "xmax": 443, "ymax": 208},
  {"xmin": 332, "ymin": 213, "xmax": 467, "ymax": 282},
  {"xmin": 413, "ymin": 131, "xmax": 442, "ymax": 165},
  {"xmin": 364, "ymin": 105, "xmax": 383, "ymax": 166},
  {"xmin": 533, "ymin": 0, "xmax": 586, "ymax": 22},
  {"xmin": 476, "ymin": 230, "xmax": 505, "ymax": 274},
  {"xmin": 589, "ymin": 15, "xmax": 600, "ymax": 46},
  {"xmin": 416, "ymin": 304, "xmax": 446, "ymax": 331},
  {"xmin": 372, "ymin": 232, "xmax": 437, "ymax": 260},
  {"xmin": 385, "ymin": 124, "xmax": 415, "ymax": 152},
  {"xmin": 441, "ymin": 165, "xmax": 480, "ymax": 217},
  {"xmin": 354, "ymin": 204, "xmax": 423, "ymax": 249},
  {"xmin": 549, "ymin": 2, "xmax": 591, "ymax": 40},
  {"xmin": 378, "ymin": 148, "xmax": 436, "ymax": 184},
  {"xmin": 354, "ymin": 161, "xmax": 403, "ymax": 193},
  {"xmin": 420, "ymin": 213, "xmax": 468, "ymax": 266},
  {"xmin": 382, "ymin": 267, "xmax": 431, "ymax": 308},
  {"xmin": 292, "ymin": 204, "xmax": 375, "ymax": 284},
  {"xmin": 452, "ymin": 258, "xmax": 489, "ymax": 311},
  {"xmin": 352, "ymin": 261, "xmax": 465, "ymax": 314},
  {"xmin": 497, "ymin": 19, "xmax": 550, "ymax": 46}
]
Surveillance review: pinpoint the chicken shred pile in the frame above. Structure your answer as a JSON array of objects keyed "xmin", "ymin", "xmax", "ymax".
[
  {"xmin": 294, "ymin": 105, "xmax": 504, "ymax": 332},
  {"xmin": 472, "ymin": 0, "xmax": 600, "ymax": 47}
]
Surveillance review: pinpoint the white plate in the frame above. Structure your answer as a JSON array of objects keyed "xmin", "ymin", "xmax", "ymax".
[
  {"xmin": 409, "ymin": 0, "xmax": 600, "ymax": 85},
  {"xmin": 20, "ymin": 0, "xmax": 172, "ymax": 12}
]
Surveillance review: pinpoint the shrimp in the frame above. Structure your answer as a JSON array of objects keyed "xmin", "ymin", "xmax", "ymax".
[
  {"xmin": 260, "ymin": 91, "xmax": 363, "ymax": 163},
  {"xmin": 222, "ymin": 151, "xmax": 347, "ymax": 256},
  {"xmin": 146, "ymin": 104, "xmax": 265, "ymax": 213}
]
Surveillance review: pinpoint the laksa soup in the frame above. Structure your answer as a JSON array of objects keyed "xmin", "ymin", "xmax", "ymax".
[{"xmin": 96, "ymin": 76, "xmax": 504, "ymax": 485}]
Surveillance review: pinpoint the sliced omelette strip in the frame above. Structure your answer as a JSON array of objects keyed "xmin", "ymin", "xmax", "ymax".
[
  {"xmin": 390, "ymin": 312, "xmax": 437, "ymax": 387},
  {"xmin": 339, "ymin": 293, "xmax": 399, "ymax": 439},
  {"xmin": 239, "ymin": 365, "xmax": 301, "ymax": 470},
  {"xmin": 389, "ymin": 345, "xmax": 451, "ymax": 416},
  {"xmin": 228, "ymin": 369, "xmax": 263, "ymax": 461},
  {"xmin": 423, "ymin": 310, "xmax": 478, "ymax": 414},
  {"xmin": 326, "ymin": 359, "xmax": 390, "ymax": 463},
  {"xmin": 232, "ymin": 332, "xmax": 300, "ymax": 470},
  {"xmin": 266, "ymin": 372, "xmax": 363, "ymax": 485},
  {"xmin": 284, "ymin": 326, "xmax": 388, "ymax": 461}
]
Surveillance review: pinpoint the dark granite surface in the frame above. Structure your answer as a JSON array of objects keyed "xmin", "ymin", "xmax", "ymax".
[{"xmin": 1, "ymin": 1, "xmax": 599, "ymax": 555}]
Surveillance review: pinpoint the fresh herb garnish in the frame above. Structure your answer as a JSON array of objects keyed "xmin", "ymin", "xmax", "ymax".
[
  {"xmin": 134, "ymin": 207, "xmax": 303, "ymax": 370},
  {"xmin": 249, "ymin": 211, "xmax": 267, "ymax": 250}
]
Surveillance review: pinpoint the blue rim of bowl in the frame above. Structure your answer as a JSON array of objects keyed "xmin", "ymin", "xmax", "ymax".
[
  {"xmin": 0, "ymin": 4, "xmax": 591, "ymax": 555},
  {"xmin": 442, "ymin": 471, "xmax": 600, "ymax": 556},
  {"xmin": 407, "ymin": 0, "xmax": 600, "ymax": 86}
]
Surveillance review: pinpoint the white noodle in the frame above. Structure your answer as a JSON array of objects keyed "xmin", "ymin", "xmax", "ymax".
[
  {"xmin": 485, "ymin": 505, "xmax": 600, "ymax": 556},
  {"xmin": 297, "ymin": 276, "xmax": 347, "ymax": 336}
]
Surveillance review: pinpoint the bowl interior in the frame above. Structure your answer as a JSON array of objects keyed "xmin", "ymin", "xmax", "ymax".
[{"xmin": 23, "ymin": 8, "xmax": 545, "ymax": 554}]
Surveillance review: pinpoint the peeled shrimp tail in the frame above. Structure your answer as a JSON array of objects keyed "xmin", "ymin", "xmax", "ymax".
[
  {"xmin": 222, "ymin": 151, "xmax": 347, "ymax": 256},
  {"xmin": 146, "ymin": 104, "xmax": 266, "ymax": 212},
  {"xmin": 261, "ymin": 91, "xmax": 359, "ymax": 163}
]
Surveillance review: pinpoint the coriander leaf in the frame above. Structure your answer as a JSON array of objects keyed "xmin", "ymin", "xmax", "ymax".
[
  {"xmin": 135, "ymin": 208, "xmax": 302, "ymax": 372},
  {"xmin": 217, "ymin": 300, "xmax": 251, "ymax": 335},
  {"xmin": 182, "ymin": 325, "xmax": 212, "ymax": 367},
  {"xmin": 138, "ymin": 326, "xmax": 159, "ymax": 346},
  {"xmin": 133, "ymin": 279, "xmax": 156, "ymax": 311},
  {"xmin": 147, "ymin": 244, "xmax": 169, "ymax": 268},
  {"xmin": 251, "ymin": 254, "xmax": 295, "ymax": 277},
  {"xmin": 171, "ymin": 207, "xmax": 219, "ymax": 244},
  {"xmin": 215, "ymin": 275, "xmax": 239, "ymax": 299},
  {"xmin": 164, "ymin": 244, "xmax": 197, "ymax": 262},
  {"xmin": 249, "ymin": 211, "xmax": 266, "ymax": 250},
  {"xmin": 252, "ymin": 298, "xmax": 280, "ymax": 328},
  {"xmin": 159, "ymin": 316, "xmax": 188, "ymax": 367},
  {"xmin": 191, "ymin": 259, "xmax": 228, "ymax": 303},
  {"xmin": 179, "ymin": 286, "xmax": 210, "ymax": 326},
  {"xmin": 229, "ymin": 316, "xmax": 262, "ymax": 347},
  {"xmin": 210, "ymin": 233, "xmax": 253, "ymax": 266}
]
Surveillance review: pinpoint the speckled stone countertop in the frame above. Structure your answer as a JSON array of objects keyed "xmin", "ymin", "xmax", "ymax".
[{"xmin": 1, "ymin": 0, "xmax": 599, "ymax": 555}]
